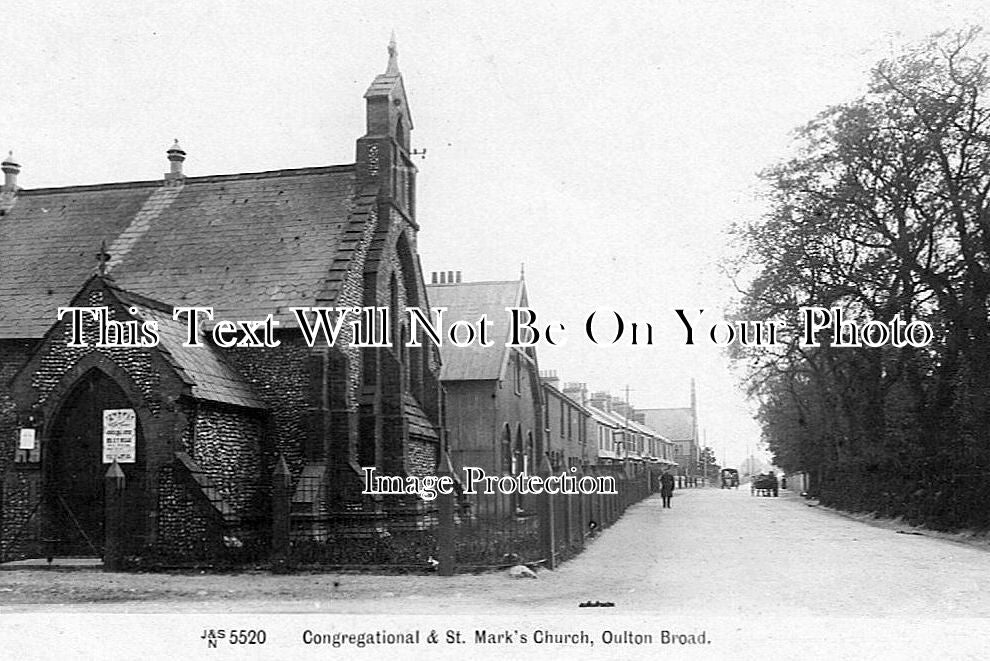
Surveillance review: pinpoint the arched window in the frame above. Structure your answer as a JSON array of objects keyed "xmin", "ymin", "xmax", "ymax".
[
  {"xmin": 399, "ymin": 323, "xmax": 410, "ymax": 391},
  {"xmin": 526, "ymin": 431, "xmax": 534, "ymax": 473},
  {"xmin": 389, "ymin": 273, "xmax": 399, "ymax": 347},
  {"xmin": 514, "ymin": 424, "xmax": 524, "ymax": 474},
  {"xmin": 501, "ymin": 424, "xmax": 512, "ymax": 475}
]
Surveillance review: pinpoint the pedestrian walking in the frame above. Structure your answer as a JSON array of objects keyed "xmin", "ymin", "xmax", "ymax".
[{"xmin": 660, "ymin": 470, "xmax": 675, "ymax": 508}]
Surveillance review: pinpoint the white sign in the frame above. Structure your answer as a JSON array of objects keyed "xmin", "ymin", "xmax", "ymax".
[
  {"xmin": 18, "ymin": 428, "xmax": 36, "ymax": 450},
  {"xmin": 102, "ymin": 409, "xmax": 136, "ymax": 463}
]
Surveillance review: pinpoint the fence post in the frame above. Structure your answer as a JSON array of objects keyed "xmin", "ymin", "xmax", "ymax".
[
  {"xmin": 601, "ymin": 467, "xmax": 611, "ymax": 525},
  {"xmin": 271, "ymin": 455, "xmax": 292, "ymax": 572},
  {"xmin": 610, "ymin": 468, "xmax": 619, "ymax": 524},
  {"xmin": 539, "ymin": 455, "xmax": 557, "ymax": 570},
  {"xmin": 561, "ymin": 465, "xmax": 576, "ymax": 549},
  {"xmin": 576, "ymin": 488, "xmax": 586, "ymax": 551},
  {"xmin": 437, "ymin": 450, "xmax": 456, "ymax": 576},
  {"xmin": 104, "ymin": 461, "xmax": 125, "ymax": 571},
  {"xmin": 584, "ymin": 466, "xmax": 605, "ymax": 532},
  {"xmin": 565, "ymin": 472, "xmax": 578, "ymax": 550}
]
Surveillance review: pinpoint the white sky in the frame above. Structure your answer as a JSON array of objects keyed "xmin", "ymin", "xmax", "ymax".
[{"xmin": 2, "ymin": 1, "xmax": 987, "ymax": 466}]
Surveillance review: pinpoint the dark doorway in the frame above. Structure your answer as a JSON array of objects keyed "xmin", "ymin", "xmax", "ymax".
[{"xmin": 45, "ymin": 369, "xmax": 143, "ymax": 556}]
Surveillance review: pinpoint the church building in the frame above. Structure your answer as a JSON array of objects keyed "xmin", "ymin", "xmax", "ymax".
[{"xmin": 0, "ymin": 40, "xmax": 442, "ymax": 562}]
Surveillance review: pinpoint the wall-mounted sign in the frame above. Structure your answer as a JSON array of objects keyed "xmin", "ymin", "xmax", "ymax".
[
  {"xmin": 103, "ymin": 409, "xmax": 136, "ymax": 463},
  {"xmin": 18, "ymin": 428, "xmax": 36, "ymax": 450}
]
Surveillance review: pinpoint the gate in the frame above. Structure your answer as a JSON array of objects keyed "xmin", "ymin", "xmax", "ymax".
[{"xmin": 2, "ymin": 368, "xmax": 146, "ymax": 561}]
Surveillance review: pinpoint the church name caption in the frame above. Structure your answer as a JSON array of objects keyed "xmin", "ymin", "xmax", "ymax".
[{"xmin": 54, "ymin": 305, "xmax": 935, "ymax": 350}]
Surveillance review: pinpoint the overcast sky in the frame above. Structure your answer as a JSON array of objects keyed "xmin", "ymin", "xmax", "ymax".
[{"xmin": 2, "ymin": 1, "xmax": 988, "ymax": 466}]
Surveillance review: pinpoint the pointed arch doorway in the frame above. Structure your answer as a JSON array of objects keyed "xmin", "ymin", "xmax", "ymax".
[{"xmin": 44, "ymin": 368, "xmax": 145, "ymax": 557}]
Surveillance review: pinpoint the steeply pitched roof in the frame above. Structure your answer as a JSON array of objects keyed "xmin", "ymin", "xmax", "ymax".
[
  {"xmin": 403, "ymin": 393, "xmax": 439, "ymax": 440},
  {"xmin": 641, "ymin": 407, "xmax": 695, "ymax": 442},
  {"xmin": 119, "ymin": 289, "xmax": 266, "ymax": 410},
  {"xmin": 425, "ymin": 279, "xmax": 523, "ymax": 381},
  {"xmin": 0, "ymin": 166, "xmax": 357, "ymax": 338}
]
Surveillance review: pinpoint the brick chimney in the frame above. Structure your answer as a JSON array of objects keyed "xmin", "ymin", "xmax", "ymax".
[
  {"xmin": 563, "ymin": 382, "xmax": 588, "ymax": 406},
  {"xmin": 430, "ymin": 270, "xmax": 463, "ymax": 285},
  {"xmin": 540, "ymin": 369, "xmax": 560, "ymax": 388},
  {"xmin": 165, "ymin": 140, "xmax": 186, "ymax": 185},
  {"xmin": 590, "ymin": 391, "xmax": 611, "ymax": 412},
  {"xmin": 2, "ymin": 152, "xmax": 20, "ymax": 193}
]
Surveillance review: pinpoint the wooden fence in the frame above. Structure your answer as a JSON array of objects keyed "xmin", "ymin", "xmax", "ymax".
[{"xmin": 271, "ymin": 457, "xmax": 657, "ymax": 574}]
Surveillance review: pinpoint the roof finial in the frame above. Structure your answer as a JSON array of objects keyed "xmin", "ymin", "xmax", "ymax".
[
  {"xmin": 386, "ymin": 31, "xmax": 399, "ymax": 74},
  {"xmin": 520, "ymin": 262, "xmax": 526, "ymax": 281},
  {"xmin": 96, "ymin": 239, "xmax": 111, "ymax": 276}
]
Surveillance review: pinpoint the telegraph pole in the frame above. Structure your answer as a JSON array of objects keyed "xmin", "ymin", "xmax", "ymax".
[{"xmin": 622, "ymin": 385, "xmax": 634, "ymax": 464}]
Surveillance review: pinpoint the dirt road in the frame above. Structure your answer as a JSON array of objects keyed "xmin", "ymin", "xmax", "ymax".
[{"xmin": 4, "ymin": 487, "xmax": 990, "ymax": 615}]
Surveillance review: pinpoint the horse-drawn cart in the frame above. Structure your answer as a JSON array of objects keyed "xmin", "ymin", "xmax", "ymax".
[
  {"xmin": 750, "ymin": 472, "xmax": 779, "ymax": 497},
  {"xmin": 720, "ymin": 468, "xmax": 739, "ymax": 489}
]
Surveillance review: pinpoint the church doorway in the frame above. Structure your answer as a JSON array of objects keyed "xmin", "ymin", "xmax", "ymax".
[{"xmin": 44, "ymin": 369, "xmax": 145, "ymax": 557}]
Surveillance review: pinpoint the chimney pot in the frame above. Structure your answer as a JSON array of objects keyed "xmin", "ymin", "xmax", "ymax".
[
  {"xmin": 431, "ymin": 272, "xmax": 437, "ymax": 284},
  {"xmin": 456, "ymin": 270, "xmax": 462, "ymax": 283},
  {"xmin": 165, "ymin": 139, "xmax": 186, "ymax": 183},
  {"xmin": 439, "ymin": 272, "xmax": 446, "ymax": 284},
  {"xmin": 2, "ymin": 151, "xmax": 21, "ymax": 192},
  {"xmin": 447, "ymin": 270, "xmax": 454, "ymax": 283}
]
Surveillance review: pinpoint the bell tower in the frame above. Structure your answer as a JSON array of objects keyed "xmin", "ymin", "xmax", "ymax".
[{"xmin": 356, "ymin": 35, "xmax": 417, "ymax": 223}]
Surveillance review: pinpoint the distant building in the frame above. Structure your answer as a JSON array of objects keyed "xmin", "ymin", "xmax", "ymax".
[
  {"xmin": 640, "ymin": 380, "xmax": 700, "ymax": 476},
  {"xmin": 426, "ymin": 276, "xmax": 543, "ymax": 475}
]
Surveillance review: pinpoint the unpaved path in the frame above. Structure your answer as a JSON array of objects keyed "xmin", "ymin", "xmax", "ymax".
[{"xmin": 3, "ymin": 488, "xmax": 990, "ymax": 615}]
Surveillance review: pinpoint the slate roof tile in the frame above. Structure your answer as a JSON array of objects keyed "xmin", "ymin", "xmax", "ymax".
[
  {"xmin": 0, "ymin": 166, "xmax": 356, "ymax": 338},
  {"xmin": 425, "ymin": 280, "xmax": 523, "ymax": 381},
  {"xmin": 116, "ymin": 289, "xmax": 267, "ymax": 410}
]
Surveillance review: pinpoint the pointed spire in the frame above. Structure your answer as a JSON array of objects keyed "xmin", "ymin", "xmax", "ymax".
[
  {"xmin": 386, "ymin": 31, "xmax": 399, "ymax": 75},
  {"xmin": 520, "ymin": 262, "xmax": 526, "ymax": 281}
]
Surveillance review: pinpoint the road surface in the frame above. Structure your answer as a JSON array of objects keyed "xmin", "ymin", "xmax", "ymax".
[{"xmin": 3, "ymin": 487, "xmax": 990, "ymax": 615}]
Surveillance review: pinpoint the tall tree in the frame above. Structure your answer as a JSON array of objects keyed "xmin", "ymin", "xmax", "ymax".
[{"xmin": 728, "ymin": 28, "xmax": 990, "ymax": 528}]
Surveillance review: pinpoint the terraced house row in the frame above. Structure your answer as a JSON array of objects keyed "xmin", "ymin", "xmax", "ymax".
[{"xmin": 426, "ymin": 274, "xmax": 693, "ymax": 480}]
